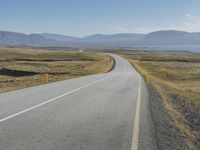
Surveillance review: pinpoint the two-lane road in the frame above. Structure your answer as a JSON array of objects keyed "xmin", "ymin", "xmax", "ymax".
[{"xmin": 0, "ymin": 54, "xmax": 157, "ymax": 150}]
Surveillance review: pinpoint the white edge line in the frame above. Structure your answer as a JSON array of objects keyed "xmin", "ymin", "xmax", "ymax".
[
  {"xmin": 131, "ymin": 75, "xmax": 141, "ymax": 150},
  {"xmin": 0, "ymin": 74, "xmax": 116, "ymax": 123}
]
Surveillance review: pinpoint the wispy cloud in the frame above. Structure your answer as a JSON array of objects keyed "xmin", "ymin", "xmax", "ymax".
[
  {"xmin": 180, "ymin": 14, "xmax": 200, "ymax": 31},
  {"xmin": 134, "ymin": 14, "xmax": 200, "ymax": 33},
  {"xmin": 112, "ymin": 14, "xmax": 200, "ymax": 34}
]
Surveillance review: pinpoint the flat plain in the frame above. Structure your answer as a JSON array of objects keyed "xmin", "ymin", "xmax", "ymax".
[{"xmin": 0, "ymin": 47, "xmax": 113, "ymax": 93}]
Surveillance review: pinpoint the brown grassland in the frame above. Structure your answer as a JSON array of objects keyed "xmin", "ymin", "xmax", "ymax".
[
  {"xmin": 121, "ymin": 50, "xmax": 200, "ymax": 150},
  {"xmin": 0, "ymin": 47, "xmax": 114, "ymax": 93}
]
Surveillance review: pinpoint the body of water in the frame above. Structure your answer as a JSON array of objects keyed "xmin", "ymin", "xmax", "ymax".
[{"xmin": 147, "ymin": 45, "xmax": 200, "ymax": 52}]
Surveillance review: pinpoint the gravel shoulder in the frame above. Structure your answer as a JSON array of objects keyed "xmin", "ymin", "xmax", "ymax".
[{"xmin": 148, "ymin": 84, "xmax": 190, "ymax": 150}]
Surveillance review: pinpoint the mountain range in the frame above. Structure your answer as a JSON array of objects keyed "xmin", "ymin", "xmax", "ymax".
[{"xmin": 1, "ymin": 30, "xmax": 200, "ymax": 49}]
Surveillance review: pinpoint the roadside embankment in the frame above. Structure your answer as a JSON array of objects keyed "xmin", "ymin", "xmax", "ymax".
[
  {"xmin": 121, "ymin": 50, "xmax": 200, "ymax": 150},
  {"xmin": 0, "ymin": 47, "xmax": 114, "ymax": 93}
]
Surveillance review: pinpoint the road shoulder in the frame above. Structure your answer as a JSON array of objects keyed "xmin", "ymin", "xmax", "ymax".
[{"xmin": 148, "ymin": 84, "xmax": 189, "ymax": 150}]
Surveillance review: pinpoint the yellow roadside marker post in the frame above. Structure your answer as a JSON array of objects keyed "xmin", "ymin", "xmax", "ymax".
[{"xmin": 45, "ymin": 73, "xmax": 49, "ymax": 84}]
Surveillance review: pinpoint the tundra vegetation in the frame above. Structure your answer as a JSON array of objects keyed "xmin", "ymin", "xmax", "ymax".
[
  {"xmin": 121, "ymin": 50, "xmax": 200, "ymax": 150},
  {"xmin": 0, "ymin": 47, "xmax": 114, "ymax": 93}
]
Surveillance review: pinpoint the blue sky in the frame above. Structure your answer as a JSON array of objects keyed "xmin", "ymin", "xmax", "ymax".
[{"xmin": 0, "ymin": 0, "xmax": 200, "ymax": 36}]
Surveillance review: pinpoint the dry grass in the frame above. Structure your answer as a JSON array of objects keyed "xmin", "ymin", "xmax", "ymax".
[
  {"xmin": 0, "ymin": 46, "xmax": 113, "ymax": 93},
  {"xmin": 121, "ymin": 50, "xmax": 200, "ymax": 150}
]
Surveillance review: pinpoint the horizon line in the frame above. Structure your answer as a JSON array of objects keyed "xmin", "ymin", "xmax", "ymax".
[{"xmin": 0, "ymin": 29, "xmax": 199, "ymax": 37}]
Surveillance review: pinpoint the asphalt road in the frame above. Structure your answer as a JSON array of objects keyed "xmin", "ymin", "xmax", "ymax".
[{"xmin": 0, "ymin": 54, "xmax": 157, "ymax": 150}]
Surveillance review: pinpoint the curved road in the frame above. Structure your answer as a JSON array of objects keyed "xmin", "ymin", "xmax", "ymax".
[{"xmin": 0, "ymin": 54, "xmax": 157, "ymax": 150}]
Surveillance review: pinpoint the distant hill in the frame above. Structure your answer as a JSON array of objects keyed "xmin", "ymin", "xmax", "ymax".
[
  {"xmin": 0, "ymin": 31, "xmax": 55, "ymax": 45},
  {"xmin": 41, "ymin": 33, "xmax": 80, "ymax": 42},
  {"xmin": 82, "ymin": 33, "xmax": 145, "ymax": 41},
  {"xmin": 145, "ymin": 30, "xmax": 189, "ymax": 40},
  {"xmin": 1, "ymin": 30, "xmax": 200, "ymax": 48},
  {"xmin": 143, "ymin": 30, "xmax": 200, "ymax": 45}
]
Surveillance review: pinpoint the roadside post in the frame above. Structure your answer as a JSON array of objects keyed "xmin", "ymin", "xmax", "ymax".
[{"xmin": 45, "ymin": 73, "xmax": 49, "ymax": 84}]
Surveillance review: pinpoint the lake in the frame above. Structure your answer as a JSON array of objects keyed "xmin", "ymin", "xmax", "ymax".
[{"xmin": 147, "ymin": 45, "xmax": 200, "ymax": 52}]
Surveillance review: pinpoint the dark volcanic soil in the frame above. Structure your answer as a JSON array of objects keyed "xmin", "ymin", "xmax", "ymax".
[{"xmin": 0, "ymin": 68, "xmax": 37, "ymax": 77}]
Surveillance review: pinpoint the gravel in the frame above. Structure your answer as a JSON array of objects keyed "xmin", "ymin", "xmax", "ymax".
[
  {"xmin": 168, "ymin": 92, "xmax": 200, "ymax": 148},
  {"xmin": 148, "ymin": 84, "xmax": 190, "ymax": 150}
]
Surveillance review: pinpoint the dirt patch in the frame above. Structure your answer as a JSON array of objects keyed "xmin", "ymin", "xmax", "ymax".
[{"xmin": 0, "ymin": 68, "xmax": 37, "ymax": 77}]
